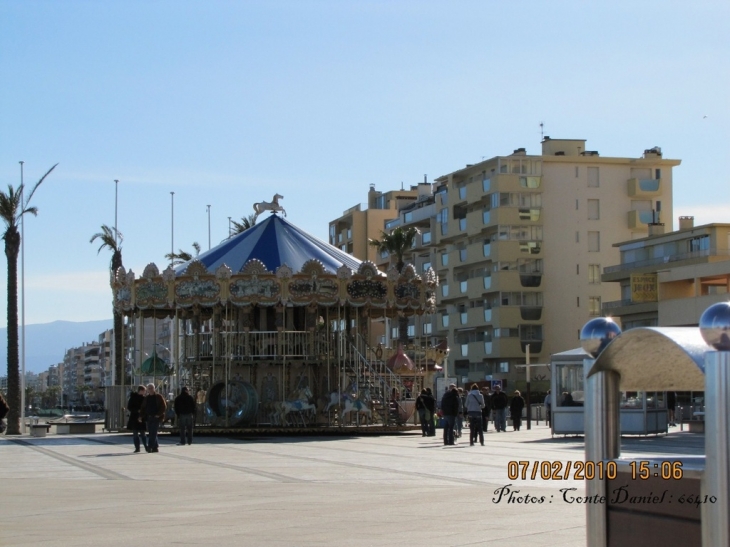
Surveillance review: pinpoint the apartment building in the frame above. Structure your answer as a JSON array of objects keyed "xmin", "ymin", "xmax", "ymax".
[
  {"xmin": 334, "ymin": 138, "xmax": 682, "ymax": 388},
  {"xmin": 329, "ymin": 185, "xmax": 424, "ymax": 262},
  {"xmin": 602, "ymin": 218, "xmax": 730, "ymax": 327}
]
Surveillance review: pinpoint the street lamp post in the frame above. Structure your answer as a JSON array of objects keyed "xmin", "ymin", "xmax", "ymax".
[
  {"xmin": 207, "ymin": 205, "xmax": 211, "ymax": 250},
  {"xmin": 19, "ymin": 161, "xmax": 26, "ymax": 433},
  {"xmin": 170, "ymin": 192, "xmax": 175, "ymax": 267}
]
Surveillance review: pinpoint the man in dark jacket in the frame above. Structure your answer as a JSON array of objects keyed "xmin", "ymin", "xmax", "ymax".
[
  {"xmin": 441, "ymin": 384, "xmax": 460, "ymax": 445},
  {"xmin": 127, "ymin": 385, "xmax": 148, "ymax": 453},
  {"xmin": 481, "ymin": 387, "xmax": 492, "ymax": 432},
  {"xmin": 423, "ymin": 388, "xmax": 436, "ymax": 436},
  {"xmin": 140, "ymin": 384, "xmax": 167, "ymax": 453},
  {"xmin": 174, "ymin": 386, "xmax": 197, "ymax": 446},
  {"xmin": 491, "ymin": 384, "xmax": 509, "ymax": 432}
]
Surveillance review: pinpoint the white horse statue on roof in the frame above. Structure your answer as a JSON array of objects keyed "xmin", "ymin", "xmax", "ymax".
[{"xmin": 253, "ymin": 193, "xmax": 286, "ymax": 222}]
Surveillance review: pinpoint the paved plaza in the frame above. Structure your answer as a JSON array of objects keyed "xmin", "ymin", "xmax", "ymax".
[{"xmin": 0, "ymin": 425, "xmax": 703, "ymax": 546}]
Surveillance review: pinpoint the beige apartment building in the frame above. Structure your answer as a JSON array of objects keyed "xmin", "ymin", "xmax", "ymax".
[
  {"xmin": 602, "ymin": 219, "xmax": 730, "ymax": 327},
  {"xmin": 332, "ymin": 138, "xmax": 681, "ymax": 387},
  {"xmin": 329, "ymin": 185, "xmax": 426, "ymax": 262}
]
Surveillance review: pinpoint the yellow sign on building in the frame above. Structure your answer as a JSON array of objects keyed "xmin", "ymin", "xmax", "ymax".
[{"xmin": 630, "ymin": 273, "xmax": 658, "ymax": 303}]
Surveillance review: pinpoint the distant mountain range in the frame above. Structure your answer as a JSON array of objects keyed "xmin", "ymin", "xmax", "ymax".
[{"xmin": 0, "ymin": 319, "xmax": 113, "ymax": 375}]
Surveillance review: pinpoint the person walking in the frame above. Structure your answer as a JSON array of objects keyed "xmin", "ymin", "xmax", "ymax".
[
  {"xmin": 465, "ymin": 384, "xmax": 486, "ymax": 446},
  {"xmin": 140, "ymin": 383, "xmax": 166, "ymax": 453},
  {"xmin": 667, "ymin": 391, "xmax": 677, "ymax": 426},
  {"xmin": 491, "ymin": 384, "xmax": 508, "ymax": 432},
  {"xmin": 441, "ymin": 384, "xmax": 460, "ymax": 445},
  {"xmin": 127, "ymin": 385, "xmax": 149, "ymax": 453},
  {"xmin": 174, "ymin": 386, "xmax": 196, "ymax": 445},
  {"xmin": 423, "ymin": 388, "xmax": 436, "ymax": 436},
  {"xmin": 510, "ymin": 390, "xmax": 525, "ymax": 431},
  {"xmin": 481, "ymin": 387, "xmax": 492, "ymax": 433},
  {"xmin": 415, "ymin": 389, "xmax": 429, "ymax": 437},
  {"xmin": 544, "ymin": 389, "xmax": 552, "ymax": 427},
  {"xmin": 0, "ymin": 392, "xmax": 9, "ymax": 434},
  {"xmin": 455, "ymin": 387, "xmax": 466, "ymax": 439}
]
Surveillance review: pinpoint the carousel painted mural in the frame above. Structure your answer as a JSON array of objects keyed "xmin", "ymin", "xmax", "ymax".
[{"xmin": 112, "ymin": 203, "xmax": 447, "ymax": 430}]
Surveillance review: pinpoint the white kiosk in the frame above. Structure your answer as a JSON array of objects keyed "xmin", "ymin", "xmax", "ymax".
[{"xmin": 551, "ymin": 347, "xmax": 668, "ymax": 435}]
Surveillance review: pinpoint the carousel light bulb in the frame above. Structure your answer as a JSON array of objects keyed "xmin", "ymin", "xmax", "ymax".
[
  {"xmin": 699, "ymin": 302, "xmax": 730, "ymax": 351},
  {"xmin": 580, "ymin": 317, "xmax": 622, "ymax": 358}
]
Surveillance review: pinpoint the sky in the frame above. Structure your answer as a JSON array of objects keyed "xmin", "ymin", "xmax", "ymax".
[{"xmin": 0, "ymin": 0, "xmax": 728, "ymax": 328}]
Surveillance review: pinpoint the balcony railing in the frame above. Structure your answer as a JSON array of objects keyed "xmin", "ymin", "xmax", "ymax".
[{"xmin": 604, "ymin": 249, "xmax": 730, "ymax": 274}]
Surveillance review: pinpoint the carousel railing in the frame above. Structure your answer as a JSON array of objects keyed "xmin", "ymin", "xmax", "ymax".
[{"xmin": 180, "ymin": 330, "xmax": 321, "ymax": 361}]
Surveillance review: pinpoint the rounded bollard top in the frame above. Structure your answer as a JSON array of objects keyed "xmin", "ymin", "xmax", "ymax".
[
  {"xmin": 699, "ymin": 302, "xmax": 730, "ymax": 351},
  {"xmin": 580, "ymin": 317, "xmax": 622, "ymax": 358}
]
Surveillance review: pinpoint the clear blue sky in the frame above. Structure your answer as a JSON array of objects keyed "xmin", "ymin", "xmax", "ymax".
[{"xmin": 0, "ymin": 0, "xmax": 727, "ymax": 327}]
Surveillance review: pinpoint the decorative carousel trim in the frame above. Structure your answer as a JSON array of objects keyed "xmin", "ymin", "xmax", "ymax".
[
  {"xmin": 386, "ymin": 266, "xmax": 400, "ymax": 282},
  {"xmin": 215, "ymin": 263, "xmax": 232, "ymax": 280},
  {"xmin": 185, "ymin": 260, "xmax": 209, "ymax": 278},
  {"xmin": 299, "ymin": 259, "xmax": 326, "ymax": 277},
  {"xmin": 142, "ymin": 262, "xmax": 160, "ymax": 279},
  {"xmin": 241, "ymin": 259, "xmax": 269, "ymax": 275},
  {"xmin": 336, "ymin": 264, "xmax": 352, "ymax": 280},
  {"xmin": 357, "ymin": 261, "xmax": 381, "ymax": 279},
  {"xmin": 162, "ymin": 265, "xmax": 176, "ymax": 283},
  {"xmin": 276, "ymin": 264, "xmax": 293, "ymax": 279}
]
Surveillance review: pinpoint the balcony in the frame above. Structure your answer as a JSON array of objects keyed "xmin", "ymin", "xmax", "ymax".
[
  {"xmin": 483, "ymin": 338, "xmax": 523, "ymax": 357},
  {"xmin": 627, "ymin": 178, "xmax": 662, "ymax": 197},
  {"xmin": 627, "ymin": 209, "xmax": 654, "ymax": 230}
]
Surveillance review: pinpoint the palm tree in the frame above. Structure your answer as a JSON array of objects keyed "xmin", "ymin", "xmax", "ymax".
[
  {"xmin": 230, "ymin": 214, "xmax": 256, "ymax": 236},
  {"xmin": 165, "ymin": 241, "xmax": 201, "ymax": 265},
  {"xmin": 0, "ymin": 163, "xmax": 57, "ymax": 435},
  {"xmin": 90, "ymin": 225, "xmax": 124, "ymax": 386},
  {"xmin": 369, "ymin": 226, "xmax": 420, "ymax": 345}
]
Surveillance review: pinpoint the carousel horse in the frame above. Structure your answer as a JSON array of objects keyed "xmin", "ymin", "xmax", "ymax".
[
  {"xmin": 277, "ymin": 386, "xmax": 316, "ymax": 426},
  {"xmin": 253, "ymin": 193, "xmax": 286, "ymax": 222},
  {"xmin": 341, "ymin": 389, "xmax": 373, "ymax": 425}
]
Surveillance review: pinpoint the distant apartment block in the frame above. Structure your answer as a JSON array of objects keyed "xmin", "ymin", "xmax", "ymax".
[
  {"xmin": 329, "ymin": 185, "xmax": 424, "ymax": 263},
  {"xmin": 602, "ymin": 218, "xmax": 730, "ymax": 328}
]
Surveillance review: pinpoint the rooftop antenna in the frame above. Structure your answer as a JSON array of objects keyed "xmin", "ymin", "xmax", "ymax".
[
  {"xmin": 539, "ymin": 121, "xmax": 544, "ymax": 139},
  {"xmin": 401, "ymin": 181, "xmax": 404, "ymax": 190}
]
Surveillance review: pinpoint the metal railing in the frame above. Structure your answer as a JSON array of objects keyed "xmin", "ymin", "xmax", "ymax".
[
  {"xmin": 603, "ymin": 248, "xmax": 729, "ymax": 274},
  {"xmin": 180, "ymin": 330, "xmax": 318, "ymax": 361}
]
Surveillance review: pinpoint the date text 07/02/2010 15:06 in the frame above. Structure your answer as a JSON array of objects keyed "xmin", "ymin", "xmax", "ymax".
[{"xmin": 507, "ymin": 460, "xmax": 684, "ymax": 481}]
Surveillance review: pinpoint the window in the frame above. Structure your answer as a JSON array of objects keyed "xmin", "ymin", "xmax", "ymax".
[
  {"xmin": 422, "ymin": 232, "xmax": 431, "ymax": 244},
  {"xmin": 589, "ymin": 296, "xmax": 601, "ymax": 316},
  {"xmin": 588, "ymin": 167, "xmax": 599, "ymax": 187},
  {"xmin": 441, "ymin": 313, "xmax": 449, "ymax": 328},
  {"xmin": 588, "ymin": 264, "xmax": 601, "ymax": 284},
  {"xmin": 407, "ymin": 325, "xmax": 415, "ymax": 337},
  {"xmin": 441, "ymin": 284, "xmax": 449, "ymax": 297},
  {"xmin": 587, "ymin": 199, "xmax": 600, "ymax": 220},
  {"xmin": 519, "ymin": 176, "xmax": 540, "ymax": 189},
  {"xmin": 422, "ymin": 262, "xmax": 431, "ymax": 272},
  {"xmin": 498, "ymin": 362, "xmax": 509, "ymax": 373},
  {"xmin": 422, "ymin": 322, "xmax": 432, "ymax": 335},
  {"xmin": 588, "ymin": 231, "xmax": 600, "ymax": 252},
  {"xmin": 441, "ymin": 253, "xmax": 448, "ymax": 266}
]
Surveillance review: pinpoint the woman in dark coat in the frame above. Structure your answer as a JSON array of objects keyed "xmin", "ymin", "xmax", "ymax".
[
  {"xmin": 127, "ymin": 385, "xmax": 148, "ymax": 453},
  {"xmin": 510, "ymin": 390, "xmax": 525, "ymax": 431}
]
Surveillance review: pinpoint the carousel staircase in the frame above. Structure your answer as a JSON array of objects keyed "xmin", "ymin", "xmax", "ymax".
[{"xmin": 341, "ymin": 336, "xmax": 410, "ymax": 426}]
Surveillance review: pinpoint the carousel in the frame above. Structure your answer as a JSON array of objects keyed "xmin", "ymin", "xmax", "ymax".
[{"xmin": 112, "ymin": 199, "xmax": 447, "ymax": 431}]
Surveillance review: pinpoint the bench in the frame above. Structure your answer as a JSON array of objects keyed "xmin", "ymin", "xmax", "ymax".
[{"xmin": 53, "ymin": 422, "xmax": 97, "ymax": 435}]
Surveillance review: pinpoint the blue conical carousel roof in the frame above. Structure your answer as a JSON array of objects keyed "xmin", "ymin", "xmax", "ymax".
[{"xmin": 175, "ymin": 214, "xmax": 363, "ymax": 275}]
